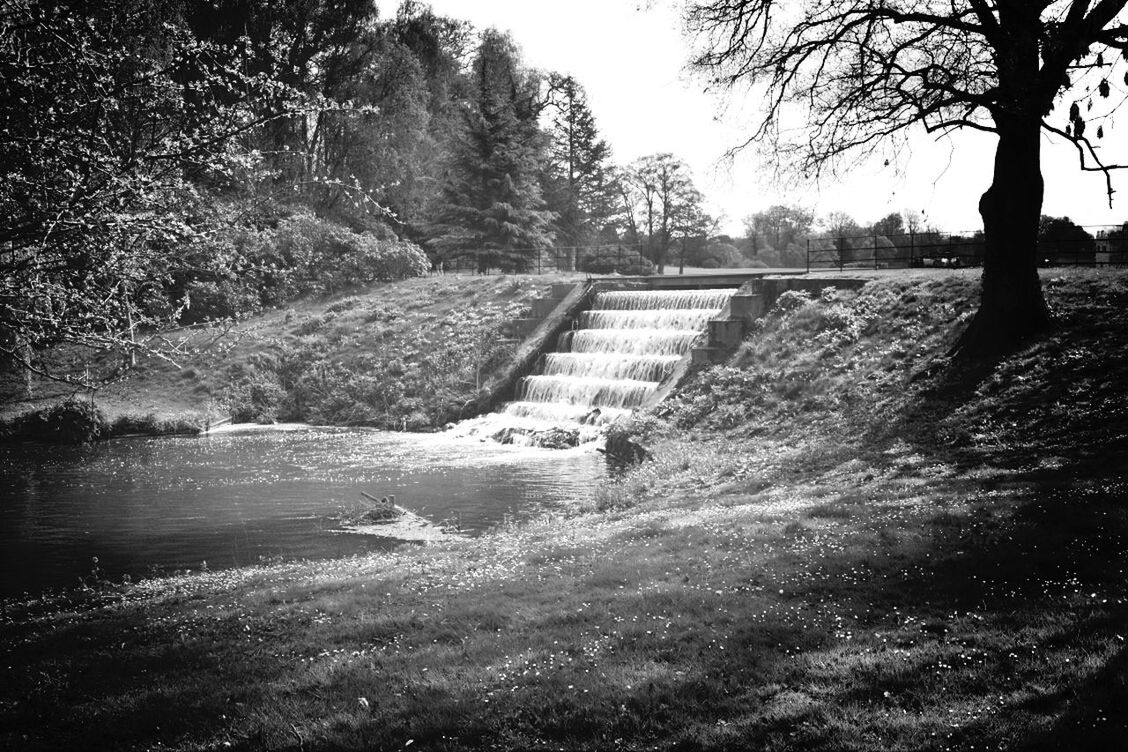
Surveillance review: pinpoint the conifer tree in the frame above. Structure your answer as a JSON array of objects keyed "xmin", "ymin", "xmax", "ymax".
[
  {"xmin": 429, "ymin": 30, "xmax": 555, "ymax": 272},
  {"xmin": 544, "ymin": 74, "xmax": 616, "ymax": 251}
]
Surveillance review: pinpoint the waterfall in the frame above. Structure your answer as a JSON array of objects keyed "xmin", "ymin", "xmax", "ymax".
[{"xmin": 498, "ymin": 288, "xmax": 734, "ymax": 433}]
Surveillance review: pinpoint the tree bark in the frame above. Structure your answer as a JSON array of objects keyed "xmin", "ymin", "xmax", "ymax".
[
  {"xmin": 954, "ymin": 119, "xmax": 1052, "ymax": 358},
  {"xmin": 953, "ymin": 7, "xmax": 1054, "ymax": 360}
]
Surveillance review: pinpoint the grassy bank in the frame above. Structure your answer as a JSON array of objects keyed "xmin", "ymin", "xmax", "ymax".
[
  {"xmin": 1, "ymin": 273, "xmax": 580, "ymax": 433},
  {"xmin": 3, "ymin": 270, "xmax": 1127, "ymax": 751}
]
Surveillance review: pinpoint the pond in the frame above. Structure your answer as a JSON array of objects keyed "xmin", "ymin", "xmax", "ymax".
[{"xmin": 0, "ymin": 426, "xmax": 605, "ymax": 598}]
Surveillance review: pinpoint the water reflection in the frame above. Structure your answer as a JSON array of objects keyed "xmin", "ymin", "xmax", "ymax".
[{"xmin": 0, "ymin": 427, "xmax": 603, "ymax": 597}]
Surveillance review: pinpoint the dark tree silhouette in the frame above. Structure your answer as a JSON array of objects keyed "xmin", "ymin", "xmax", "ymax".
[{"xmin": 688, "ymin": 1, "xmax": 1128, "ymax": 356}]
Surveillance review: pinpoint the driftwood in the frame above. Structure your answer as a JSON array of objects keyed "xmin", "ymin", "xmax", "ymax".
[{"xmin": 359, "ymin": 492, "xmax": 401, "ymax": 523}]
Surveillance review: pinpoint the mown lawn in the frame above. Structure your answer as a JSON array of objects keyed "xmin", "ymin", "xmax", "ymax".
[{"xmin": 2, "ymin": 269, "xmax": 1127, "ymax": 751}]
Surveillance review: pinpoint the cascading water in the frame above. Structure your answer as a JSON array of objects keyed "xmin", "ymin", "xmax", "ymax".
[{"xmin": 484, "ymin": 288, "xmax": 735, "ymax": 444}]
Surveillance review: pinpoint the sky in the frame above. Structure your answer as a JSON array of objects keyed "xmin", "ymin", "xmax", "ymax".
[{"xmin": 375, "ymin": 0, "xmax": 1128, "ymax": 236}]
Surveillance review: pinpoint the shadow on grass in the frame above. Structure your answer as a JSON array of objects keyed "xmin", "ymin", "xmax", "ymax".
[{"xmin": 4, "ymin": 433, "xmax": 1128, "ymax": 750}]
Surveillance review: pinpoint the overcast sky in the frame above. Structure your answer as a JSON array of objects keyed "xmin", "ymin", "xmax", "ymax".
[{"xmin": 376, "ymin": 0, "xmax": 1128, "ymax": 235}]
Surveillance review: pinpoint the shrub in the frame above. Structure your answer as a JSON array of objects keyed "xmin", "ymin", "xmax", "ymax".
[
  {"xmin": 173, "ymin": 204, "xmax": 430, "ymax": 323},
  {"xmin": 6, "ymin": 399, "xmax": 109, "ymax": 444},
  {"xmin": 110, "ymin": 413, "xmax": 202, "ymax": 437},
  {"xmin": 692, "ymin": 242, "xmax": 745, "ymax": 269},
  {"xmin": 579, "ymin": 246, "xmax": 656, "ymax": 275},
  {"xmin": 182, "ymin": 277, "xmax": 262, "ymax": 324},
  {"xmin": 225, "ymin": 372, "xmax": 285, "ymax": 423},
  {"xmin": 772, "ymin": 289, "xmax": 814, "ymax": 314},
  {"xmin": 603, "ymin": 415, "xmax": 671, "ymax": 466}
]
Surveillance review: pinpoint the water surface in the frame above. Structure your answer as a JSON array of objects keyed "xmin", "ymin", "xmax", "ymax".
[{"xmin": 0, "ymin": 426, "xmax": 603, "ymax": 597}]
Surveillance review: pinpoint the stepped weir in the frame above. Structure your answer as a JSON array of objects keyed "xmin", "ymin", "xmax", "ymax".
[
  {"xmin": 494, "ymin": 288, "xmax": 736, "ymax": 441},
  {"xmin": 457, "ymin": 273, "xmax": 870, "ymax": 446}
]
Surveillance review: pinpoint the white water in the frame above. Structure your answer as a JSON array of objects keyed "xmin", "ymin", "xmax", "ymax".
[{"xmin": 486, "ymin": 288, "xmax": 734, "ymax": 437}]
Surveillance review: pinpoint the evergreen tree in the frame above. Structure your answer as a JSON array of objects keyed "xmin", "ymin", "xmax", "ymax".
[
  {"xmin": 543, "ymin": 74, "xmax": 616, "ymax": 251},
  {"xmin": 428, "ymin": 29, "xmax": 556, "ymax": 273}
]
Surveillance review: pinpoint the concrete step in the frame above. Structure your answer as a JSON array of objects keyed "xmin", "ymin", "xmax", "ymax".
[
  {"xmin": 707, "ymin": 318, "xmax": 744, "ymax": 348},
  {"xmin": 551, "ymin": 282, "xmax": 578, "ymax": 299},
  {"xmin": 513, "ymin": 318, "xmax": 542, "ymax": 338},
  {"xmin": 729, "ymin": 293, "xmax": 764, "ymax": 322},
  {"xmin": 691, "ymin": 346, "xmax": 733, "ymax": 365},
  {"xmin": 531, "ymin": 297, "xmax": 561, "ymax": 318}
]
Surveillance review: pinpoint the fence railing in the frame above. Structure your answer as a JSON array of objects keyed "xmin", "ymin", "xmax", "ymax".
[
  {"xmin": 430, "ymin": 229, "xmax": 1128, "ymax": 276},
  {"xmin": 805, "ymin": 230, "xmax": 1128, "ymax": 272},
  {"xmin": 433, "ymin": 244, "xmax": 654, "ymax": 276}
]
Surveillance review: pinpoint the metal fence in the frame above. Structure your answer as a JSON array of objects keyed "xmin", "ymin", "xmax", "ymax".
[
  {"xmin": 433, "ymin": 244, "xmax": 653, "ymax": 275},
  {"xmin": 430, "ymin": 227, "xmax": 1128, "ymax": 276},
  {"xmin": 805, "ymin": 228, "xmax": 1128, "ymax": 272}
]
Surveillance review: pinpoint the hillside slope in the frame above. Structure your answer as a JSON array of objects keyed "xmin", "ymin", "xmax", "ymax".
[
  {"xmin": 3, "ymin": 269, "xmax": 1127, "ymax": 752},
  {"xmin": 2, "ymin": 273, "xmax": 580, "ymax": 431}
]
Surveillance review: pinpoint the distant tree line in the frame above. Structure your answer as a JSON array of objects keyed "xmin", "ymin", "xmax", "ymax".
[{"xmin": 723, "ymin": 206, "xmax": 1119, "ymax": 270}]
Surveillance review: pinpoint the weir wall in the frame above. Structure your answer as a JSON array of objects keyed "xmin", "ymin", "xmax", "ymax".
[{"xmin": 467, "ymin": 273, "xmax": 870, "ymax": 420}]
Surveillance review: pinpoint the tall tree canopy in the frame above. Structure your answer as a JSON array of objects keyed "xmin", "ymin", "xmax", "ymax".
[
  {"xmin": 428, "ymin": 29, "xmax": 556, "ymax": 272},
  {"xmin": 744, "ymin": 205, "xmax": 815, "ymax": 251},
  {"xmin": 687, "ymin": 1, "xmax": 1128, "ymax": 356},
  {"xmin": 622, "ymin": 154, "xmax": 706, "ymax": 273},
  {"xmin": 0, "ymin": 0, "xmax": 301, "ymax": 385},
  {"xmin": 543, "ymin": 74, "xmax": 617, "ymax": 248}
]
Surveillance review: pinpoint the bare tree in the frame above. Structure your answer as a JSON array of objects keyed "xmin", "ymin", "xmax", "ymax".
[{"xmin": 687, "ymin": 1, "xmax": 1128, "ymax": 356}]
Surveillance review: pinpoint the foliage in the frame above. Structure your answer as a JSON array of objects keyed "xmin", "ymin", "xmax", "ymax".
[
  {"xmin": 577, "ymin": 246, "xmax": 656, "ymax": 275},
  {"xmin": 224, "ymin": 369, "xmax": 286, "ymax": 424},
  {"xmin": 109, "ymin": 413, "xmax": 201, "ymax": 437},
  {"xmin": 0, "ymin": 398, "xmax": 109, "ymax": 444},
  {"xmin": 872, "ymin": 235, "xmax": 897, "ymax": 264},
  {"xmin": 175, "ymin": 205, "xmax": 429, "ymax": 323},
  {"xmin": 0, "ymin": 0, "xmax": 306, "ymax": 386},
  {"xmin": 743, "ymin": 205, "xmax": 814, "ymax": 251},
  {"xmin": 543, "ymin": 74, "xmax": 618, "ymax": 246},
  {"xmin": 690, "ymin": 241, "xmax": 744, "ymax": 269},
  {"xmin": 1038, "ymin": 215, "xmax": 1094, "ymax": 264},
  {"xmin": 618, "ymin": 153, "xmax": 710, "ymax": 272},
  {"xmin": 428, "ymin": 30, "xmax": 556, "ymax": 272}
]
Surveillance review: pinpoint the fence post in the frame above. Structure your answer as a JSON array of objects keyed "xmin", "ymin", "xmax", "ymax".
[
  {"xmin": 806, "ymin": 238, "xmax": 810, "ymax": 273},
  {"xmin": 874, "ymin": 235, "xmax": 878, "ymax": 270},
  {"xmin": 909, "ymin": 231, "xmax": 915, "ymax": 267}
]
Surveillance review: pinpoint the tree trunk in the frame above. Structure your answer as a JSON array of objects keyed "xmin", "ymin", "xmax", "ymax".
[{"xmin": 953, "ymin": 118, "xmax": 1052, "ymax": 359}]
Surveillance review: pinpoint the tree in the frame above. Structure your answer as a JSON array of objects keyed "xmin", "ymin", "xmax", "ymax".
[
  {"xmin": 184, "ymin": 0, "xmax": 379, "ymax": 194},
  {"xmin": 370, "ymin": 2, "xmax": 472, "ymax": 236},
  {"xmin": 0, "ymin": 0, "xmax": 300, "ymax": 388},
  {"xmin": 743, "ymin": 205, "xmax": 815, "ymax": 255},
  {"xmin": 872, "ymin": 212, "xmax": 906, "ymax": 239},
  {"xmin": 543, "ymin": 74, "xmax": 617, "ymax": 253},
  {"xmin": 428, "ymin": 29, "xmax": 556, "ymax": 272},
  {"xmin": 822, "ymin": 211, "xmax": 864, "ymax": 264},
  {"xmin": 688, "ymin": 1, "xmax": 1128, "ymax": 356},
  {"xmin": 626, "ymin": 154, "xmax": 703, "ymax": 273},
  {"xmin": 1038, "ymin": 215, "xmax": 1094, "ymax": 264}
]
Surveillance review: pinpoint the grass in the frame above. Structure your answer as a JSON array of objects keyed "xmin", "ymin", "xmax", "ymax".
[
  {"xmin": 2, "ymin": 269, "xmax": 1128, "ymax": 750},
  {"xmin": 0, "ymin": 273, "xmax": 581, "ymax": 431}
]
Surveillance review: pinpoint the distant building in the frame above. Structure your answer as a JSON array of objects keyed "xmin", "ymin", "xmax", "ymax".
[{"xmin": 1095, "ymin": 230, "xmax": 1112, "ymax": 266}]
